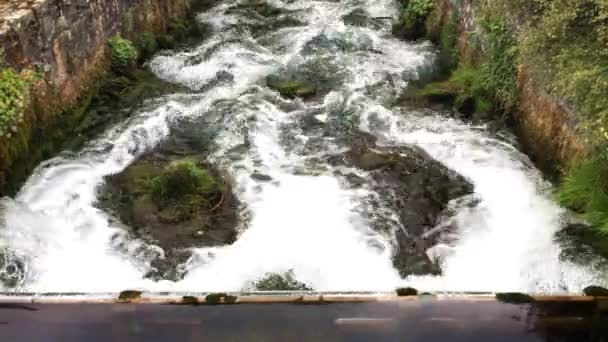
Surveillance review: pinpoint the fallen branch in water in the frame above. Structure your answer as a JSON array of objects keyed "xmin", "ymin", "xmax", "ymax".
[{"xmin": 210, "ymin": 192, "xmax": 224, "ymax": 212}]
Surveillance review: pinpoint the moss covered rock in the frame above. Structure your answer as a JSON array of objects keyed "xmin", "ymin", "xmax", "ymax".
[
  {"xmin": 249, "ymin": 271, "xmax": 312, "ymax": 291},
  {"xmin": 100, "ymin": 152, "xmax": 239, "ymax": 281},
  {"xmin": 392, "ymin": 0, "xmax": 435, "ymax": 41},
  {"xmin": 266, "ymin": 76, "xmax": 316, "ymax": 99}
]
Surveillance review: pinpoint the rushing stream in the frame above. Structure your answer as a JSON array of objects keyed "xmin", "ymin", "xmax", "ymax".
[{"xmin": 0, "ymin": 0, "xmax": 606, "ymax": 293}]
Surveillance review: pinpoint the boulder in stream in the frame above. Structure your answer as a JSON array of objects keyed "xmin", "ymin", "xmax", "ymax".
[
  {"xmin": 100, "ymin": 152, "xmax": 239, "ymax": 281},
  {"xmin": 329, "ymin": 132, "xmax": 474, "ymax": 277}
]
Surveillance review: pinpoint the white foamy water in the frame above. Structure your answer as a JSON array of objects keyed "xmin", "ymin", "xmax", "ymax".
[{"xmin": 0, "ymin": 0, "xmax": 604, "ymax": 293}]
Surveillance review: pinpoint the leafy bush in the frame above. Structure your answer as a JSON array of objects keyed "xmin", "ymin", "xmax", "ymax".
[
  {"xmin": 0, "ymin": 68, "xmax": 29, "ymax": 139},
  {"xmin": 394, "ymin": 0, "xmax": 435, "ymax": 40},
  {"xmin": 108, "ymin": 34, "xmax": 138, "ymax": 70},
  {"xmin": 151, "ymin": 160, "xmax": 216, "ymax": 205},
  {"xmin": 557, "ymin": 157, "xmax": 608, "ymax": 234}
]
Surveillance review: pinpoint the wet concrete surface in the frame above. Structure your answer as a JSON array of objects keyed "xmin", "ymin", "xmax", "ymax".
[{"xmin": 0, "ymin": 295, "xmax": 606, "ymax": 341}]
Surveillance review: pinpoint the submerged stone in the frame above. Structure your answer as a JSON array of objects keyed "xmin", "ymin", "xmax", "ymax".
[
  {"xmin": 251, "ymin": 172, "xmax": 273, "ymax": 182},
  {"xmin": 227, "ymin": 0, "xmax": 288, "ymax": 18},
  {"xmin": 266, "ymin": 56, "xmax": 348, "ymax": 100},
  {"xmin": 266, "ymin": 76, "xmax": 316, "ymax": 99},
  {"xmin": 342, "ymin": 8, "xmax": 385, "ymax": 29}
]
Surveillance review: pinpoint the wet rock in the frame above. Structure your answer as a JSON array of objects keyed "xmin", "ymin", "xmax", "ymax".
[
  {"xmin": 205, "ymin": 293, "xmax": 238, "ymax": 304},
  {"xmin": 99, "ymin": 146, "xmax": 240, "ymax": 281},
  {"xmin": 227, "ymin": 0, "xmax": 288, "ymax": 18},
  {"xmin": 342, "ymin": 8, "xmax": 385, "ymax": 29},
  {"xmin": 118, "ymin": 290, "xmax": 143, "ymax": 301},
  {"xmin": 266, "ymin": 76, "xmax": 316, "ymax": 99},
  {"xmin": 401, "ymin": 80, "xmax": 463, "ymax": 108},
  {"xmin": 248, "ymin": 271, "xmax": 312, "ymax": 291},
  {"xmin": 266, "ymin": 56, "xmax": 348, "ymax": 100},
  {"xmin": 556, "ymin": 222, "xmax": 608, "ymax": 265},
  {"xmin": 495, "ymin": 293, "xmax": 535, "ymax": 304},
  {"xmin": 301, "ymin": 33, "xmax": 373, "ymax": 56},
  {"xmin": 396, "ymin": 287, "xmax": 418, "ymax": 296},
  {"xmin": 0, "ymin": 249, "xmax": 25, "ymax": 289},
  {"xmin": 583, "ymin": 286, "xmax": 608, "ymax": 297},
  {"xmin": 329, "ymin": 132, "xmax": 474, "ymax": 277},
  {"xmin": 225, "ymin": 0, "xmax": 306, "ymax": 38},
  {"xmin": 251, "ymin": 172, "xmax": 273, "ymax": 182}
]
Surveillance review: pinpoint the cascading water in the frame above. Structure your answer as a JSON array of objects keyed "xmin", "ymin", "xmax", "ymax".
[{"xmin": 0, "ymin": 0, "xmax": 605, "ymax": 293}]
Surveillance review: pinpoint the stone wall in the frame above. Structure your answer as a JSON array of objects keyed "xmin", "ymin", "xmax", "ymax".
[
  {"xmin": 0, "ymin": 0, "xmax": 192, "ymax": 105},
  {"xmin": 434, "ymin": 0, "xmax": 587, "ymax": 174},
  {"xmin": 0, "ymin": 0, "xmax": 199, "ymax": 195}
]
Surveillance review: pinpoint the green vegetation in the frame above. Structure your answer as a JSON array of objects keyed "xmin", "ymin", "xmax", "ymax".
[
  {"xmin": 136, "ymin": 31, "xmax": 159, "ymax": 60},
  {"xmin": 403, "ymin": 65, "xmax": 494, "ymax": 116},
  {"xmin": 108, "ymin": 34, "xmax": 139, "ymax": 71},
  {"xmin": 493, "ymin": 0, "xmax": 608, "ymax": 236},
  {"xmin": 514, "ymin": 0, "xmax": 608, "ymax": 148},
  {"xmin": 393, "ymin": 0, "xmax": 435, "ymax": 40},
  {"xmin": 397, "ymin": 0, "xmax": 608, "ymax": 239},
  {"xmin": 557, "ymin": 157, "xmax": 608, "ymax": 234},
  {"xmin": 477, "ymin": 20, "xmax": 519, "ymax": 113},
  {"xmin": 435, "ymin": 12, "xmax": 460, "ymax": 74},
  {"xmin": 266, "ymin": 77, "xmax": 316, "ymax": 99},
  {"xmin": 252, "ymin": 271, "xmax": 312, "ymax": 291},
  {"xmin": 396, "ymin": 1, "xmax": 518, "ymax": 118},
  {"xmin": 0, "ymin": 69, "xmax": 29, "ymax": 139},
  {"xmin": 151, "ymin": 160, "xmax": 216, "ymax": 205}
]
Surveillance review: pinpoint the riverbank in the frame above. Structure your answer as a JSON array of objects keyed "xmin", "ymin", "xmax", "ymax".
[
  {"xmin": 0, "ymin": 0, "xmax": 220, "ymax": 196},
  {"xmin": 393, "ymin": 0, "xmax": 608, "ymax": 261}
]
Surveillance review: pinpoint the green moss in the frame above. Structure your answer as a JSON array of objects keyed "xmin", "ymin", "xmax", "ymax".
[
  {"xmin": 136, "ymin": 31, "xmax": 159, "ymax": 60},
  {"xmin": 266, "ymin": 77, "xmax": 316, "ymax": 99},
  {"xmin": 557, "ymin": 156, "xmax": 608, "ymax": 234},
  {"xmin": 151, "ymin": 160, "xmax": 216, "ymax": 205},
  {"xmin": 393, "ymin": 0, "xmax": 435, "ymax": 40},
  {"xmin": 0, "ymin": 69, "xmax": 30, "ymax": 139},
  {"xmin": 157, "ymin": 34, "xmax": 177, "ymax": 50},
  {"xmin": 403, "ymin": 65, "xmax": 495, "ymax": 116},
  {"xmin": 108, "ymin": 34, "xmax": 139, "ymax": 71},
  {"xmin": 253, "ymin": 271, "xmax": 312, "ymax": 291},
  {"xmin": 478, "ymin": 20, "xmax": 519, "ymax": 113},
  {"xmin": 435, "ymin": 12, "xmax": 460, "ymax": 75}
]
